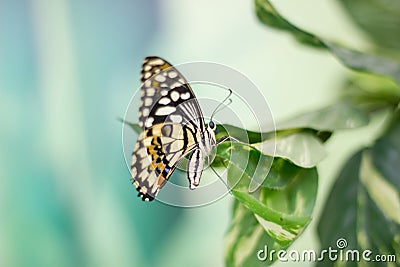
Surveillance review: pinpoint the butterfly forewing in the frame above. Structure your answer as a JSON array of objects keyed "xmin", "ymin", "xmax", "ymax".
[
  {"xmin": 139, "ymin": 57, "xmax": 205, "ymax": 131},
  {"xmin": 131, "ymin": 56, "xmax": 207, "ymax": 201}
]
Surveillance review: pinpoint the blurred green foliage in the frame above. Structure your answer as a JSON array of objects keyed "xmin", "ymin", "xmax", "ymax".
[{"xmin": 223, "ymin": 0, "xmax": 400, "ymax": 266}]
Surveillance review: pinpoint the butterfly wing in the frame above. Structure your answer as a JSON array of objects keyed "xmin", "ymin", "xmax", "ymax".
[
  {"xmin": 131, "ymin": 123, "xmax": 197, "ymax": 201},
  {"xmin": 131, "ymin": 56, "xmax": 205, "ymax": 201},
  {"xmin": 138, "ymin": 56, "xmax": 205, "ymax": 131}
]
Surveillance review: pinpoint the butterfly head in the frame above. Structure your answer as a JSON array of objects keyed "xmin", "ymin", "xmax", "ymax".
[
  {"xmin": 206, "ymin": 120, "xmax": 218, "ymax": 146},
  {"xmin": 202, "ymin": 120, "xmax": 217, "ymax": 152},
  {"xmin": 207, "ymin": 121, "xmax": 217, "ymax": 133},
  {"xmin": 197, "ymin": 120, "xmax": 217, "ymax": 169}
]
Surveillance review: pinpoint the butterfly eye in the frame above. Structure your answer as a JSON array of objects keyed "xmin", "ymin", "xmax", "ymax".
[{"xmin": 209, "ymin": 121, "xmax": 216, "ymax": 130}]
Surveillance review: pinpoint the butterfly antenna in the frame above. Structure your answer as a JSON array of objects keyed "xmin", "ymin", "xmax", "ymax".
[
  {"xmin": 210, "ymin": 164, "xmax": 232, "ymax": 195},
  {"xmin": 212, "ymin": 98, "xmax": 232, "ymax": 120},
  {"xmin": 210, "ymin": 88, "xmax": 233, "ymax": 122}
]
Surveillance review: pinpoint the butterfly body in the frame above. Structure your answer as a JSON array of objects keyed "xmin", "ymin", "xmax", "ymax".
[
  {"xmin": 130, "ymin": 57, "xmax": 217, "ymax": 201},
  {"xmin": 186, "ymin": 122, "xmax": 217, "ymax": 189}
]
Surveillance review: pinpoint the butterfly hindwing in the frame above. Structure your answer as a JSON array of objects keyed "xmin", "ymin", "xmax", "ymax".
[{"xmin": 131, "ymin": 123, "xmax": 197, "ymax": 201}]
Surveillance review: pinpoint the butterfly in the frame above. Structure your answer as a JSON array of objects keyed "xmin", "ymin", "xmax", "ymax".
[{"xmin": 130, "ymin": 56, "xmax": 219, "ymax": 201}]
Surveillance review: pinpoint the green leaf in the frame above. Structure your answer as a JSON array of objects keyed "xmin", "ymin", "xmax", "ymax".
[
  {"xmin": 254, "ymin": 0, "xmax": 324, "ymax": 48},
  {"xmin": 325, "ymin": 41, "xmax": 400, "ymax": 85},
  {"xmin": 255, "ymin": 0, "xmax": 400, "ymax": 84},
  {"xmin": 228, "ymin": 161, "xmax": 317, "ymax": 231},
  {"xmin": 317, "ymin": 151, "xmax": 361, "ymax": 267},
  {"xmin": 265, "ymin": 157, "xmax": 312, "ymax": 190},
  {"xmin": 317, "ymin": 150, "xmax": 400, "ymax": 266},
  {"xmin": 317, "ymin": 112, "xmax": 400, "ymax": 266},
  {"xmin": 276, "ymin": 102, "xmax": 369, "ymax": 131},
  {"xmin": 255, "ymin": 131, "xmax": 326, "ymax": 168},
  {"xmin": 337, "ymin": 0, "xmax": 400, "ymax": 50},
  {"xmin": 216, "ymin": 141, "xmax": 273, "ymax": 190},
  {"xmin": 220, "ymin": 141, "xmax": 318, "ymax": 230},
  {"xmin": 217, "ymin": 137, "xmax": 318, "ymax": 266},
  {"xmin": 342, "ymin": 74, "xmax": 400, "ymax": 112},
  {"xmin": 371, "ymin": 109, "xmax": 400, "ymax": 190},
  {"xmin": 216, "ymin": 142, "xmax": 314, "ymax": 190},
  {"xmin": 224, "ymin": 146, "xmax": 318, "ymax": 266},
  {"xmin": 225, "ymin": 201, "xmax": 287, "ymax": 267}
]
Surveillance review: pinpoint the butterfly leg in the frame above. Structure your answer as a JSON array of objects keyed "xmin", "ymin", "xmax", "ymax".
[{"xmin": 187, "ymin": 148, "xmax": 204, "ymax": 190}]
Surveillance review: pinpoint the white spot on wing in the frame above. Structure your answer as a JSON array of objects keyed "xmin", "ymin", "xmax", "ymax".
[
  {"xmin": 168, "ymin": 71, "xmax": 178, "ymax": 78},
  {"xmin": 181, "ymin": 92, "xmax": 190, "ymax": 100},
  {"xmin": 147, "ymin": 88, "xmax": 155, "ymax": 96},
  {"xmin": 171, "ymin": 82, "xmax": 182, "ymax": 88},
  {"xmin": 131, "ymin": 167, "xmax": 137, "ymax": 177},
  {"xmin": 161, "ymin": 89, "xmax": 168, "ymax": 96},
  {"xmin": 148, "ymin": 172, "xmax": 157, "ymax": 186},
  {"xmin": 155, "ymin": 106, "xmax": 176, "ymax": 116},
  {"xmin": 155, "ymin": 75, "xmax": 166, "ymax": 82},
  {"xmin": 142, "ymin": 108, "xmax": 149, "ymax": 117},
  {"xmin": 140, "ymin": 187, "xmax": 147, "ymax": 194},
  {"xmin": 171, "ymin": 91, "xmax": 180, "ymax": 102},
  {"xmin": 145, "ymin": 117, "xmax": 154, "ymax": 127},
  {"xmin": 144, "ymin": 98, "xmax": 152, "ymax": 106},
  {"xmin": 139, "ymin": 169, "xmax": 149, "ymax": 179},
  {"xmin": 138, "ymin": 148, "xmax": 147, "ymax": 158},
  {"xmin": 144, "ymin": 72, "xmax": 151, "ymax": 79},
  {"xmin": 159, "ymin": 97, "xmax": 171, "ymax": 105},
  {"xmin": 152, "ymin": 182, "xmax": 159, "ymax": 193},
  {"xmin": 149, "ymin": 58, "xmax": 164, "ymax": 65},
  {"xmin": 143, "ymin": 137, "xmax": 152, "ymax": 147}
]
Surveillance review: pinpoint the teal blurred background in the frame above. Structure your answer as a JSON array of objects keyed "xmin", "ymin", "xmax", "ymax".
[{"xmin": 0, "ymin": 1, "xmax": 384, "ymax": 266}]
